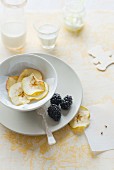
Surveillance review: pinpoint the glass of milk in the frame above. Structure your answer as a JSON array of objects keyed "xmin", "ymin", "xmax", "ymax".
[
  {"xmin": 34, "ymin": 24, "xmax": 59, "ymax": 50},
  {"xmin": 63, "ymin": 0, "xmax": 85, "ymax": 32},
  {"xmin": 1, "ymin": 0, "xmax": 27, "ymax": 51}
]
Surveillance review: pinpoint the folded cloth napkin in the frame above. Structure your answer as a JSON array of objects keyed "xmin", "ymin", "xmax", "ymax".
[{"xmin": 85, "ymin": 101, "xmax": 114, "ymax": 154}]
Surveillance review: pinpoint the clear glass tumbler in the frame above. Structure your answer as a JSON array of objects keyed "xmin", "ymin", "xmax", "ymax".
[
  {"xmin": 1, "ymin": 0, "xmax": 27, "ymax": 50},
  {"xmin": 64, "ymin": 0, "xmax": 85, "ymax": 32},
  {"xmin": 34, "ymin": 24, "xmax": 59, "ymax": 50}
]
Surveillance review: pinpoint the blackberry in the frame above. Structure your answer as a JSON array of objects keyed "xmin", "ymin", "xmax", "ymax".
[
  {"xmin": 50, "ymin": 93, "xmax": 62, "ymax": 105},
  {"xmin": 60, "ymin": 95, "xmax": 73, "ymax": 110},
  {"xmin": 64, "ymin": 95, "xmax": 72, "ymax": 105},
  {"xmin": 48, "ymin": 104, "xmax": 61, "ymax": 121}
]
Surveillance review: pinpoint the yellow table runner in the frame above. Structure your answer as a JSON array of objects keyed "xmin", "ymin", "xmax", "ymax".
[{"xmin": 0, "ymin": 11, "xmax": 114, "ymax": 170}]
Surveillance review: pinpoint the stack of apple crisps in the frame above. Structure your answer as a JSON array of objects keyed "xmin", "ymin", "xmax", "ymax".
[{"xmin": 6, "ymin": 68, "xmax": 49, "ymax": 106}]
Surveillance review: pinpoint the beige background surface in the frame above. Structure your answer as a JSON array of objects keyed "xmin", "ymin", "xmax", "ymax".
[
  {"xmin": 19, "ymin": 0, "xmax": 114, "ymax": 12},
  {"xmin": 1, "ymin": 0, "xmax": 114, "ymax": 12},
  {"xmin": 0, "ymin": 10, "xmax": 114, "ymax": 170}
]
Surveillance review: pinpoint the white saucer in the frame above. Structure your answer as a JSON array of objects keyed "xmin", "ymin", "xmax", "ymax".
[{"xmin": 0, "ymin": 53, "xmax": 82, "ymax": 135}]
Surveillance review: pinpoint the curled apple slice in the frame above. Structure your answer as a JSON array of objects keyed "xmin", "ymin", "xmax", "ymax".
[
  {"xmin": 17, "ymin": 68, "xmax": 43, "ymax": 82},
  {"xmin": 22, "ymin": 73, "xmax": 45, "ymax": 96},
  {"xmin": 6, "ymin": 76, "xmax": 18, "ymax": 91},
  {"xmin": 9, "ymin": 82, "xmax": 30, "ymax": 106},
  {"xmin": 69, "ymin": 106, "xmax": 90, "ymax": 132},
  {"xmin": 27, "ymin": 82, "xmax": 48, "ymax": 100}
]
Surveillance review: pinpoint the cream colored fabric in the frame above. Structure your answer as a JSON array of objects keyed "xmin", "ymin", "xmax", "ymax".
[{"xmin": 0, "ymin": 11, "xmax": 114, "ymax": 170}]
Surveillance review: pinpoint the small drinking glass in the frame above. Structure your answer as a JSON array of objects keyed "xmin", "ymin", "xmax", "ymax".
[
  {"xmin": 64, "ymin": 0, "xmax": 85, "ymax": 32},
  {"xmin": 34, "ymin": 24, "xmax": 59, "ymax": 50}
]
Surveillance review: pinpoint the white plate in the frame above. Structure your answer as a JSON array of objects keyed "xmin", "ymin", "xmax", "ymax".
[{"xmin": 0, "ymin": 53, "xmax": 82, "ymax": 135}]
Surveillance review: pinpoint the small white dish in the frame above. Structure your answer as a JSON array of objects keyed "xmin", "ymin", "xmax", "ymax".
[
  {"xmin": 0, "ymin": 53, "xmax": 82, "ymax": 135},
  {"xmin": 0, "ymin": 54, "xmax": 57, "ymax": 112}
]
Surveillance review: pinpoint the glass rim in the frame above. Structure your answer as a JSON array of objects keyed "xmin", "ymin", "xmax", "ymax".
[
  {"xmin": 34, "ymin": 23, "xmax": 60, "ymax": 35},
  {"xmin": 1, "ymin": 0, "xmax": 27, "ymax": 8}
]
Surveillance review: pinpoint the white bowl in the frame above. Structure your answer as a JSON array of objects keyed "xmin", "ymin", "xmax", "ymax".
[{"xmin": 0, "ymin": 54, "xmax": 57, "ymax": 111}]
